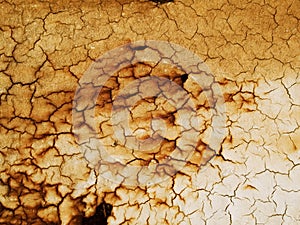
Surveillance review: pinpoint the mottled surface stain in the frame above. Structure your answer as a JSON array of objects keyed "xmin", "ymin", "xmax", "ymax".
[{"xmin": 0, "ymin": 0, "xmax": 300, "ymax": 224}]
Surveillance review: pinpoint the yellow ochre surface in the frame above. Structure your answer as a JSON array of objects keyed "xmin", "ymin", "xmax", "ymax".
[{"xmin": 0, "ymin": 0, "xmax": 300, "ymax": 224}]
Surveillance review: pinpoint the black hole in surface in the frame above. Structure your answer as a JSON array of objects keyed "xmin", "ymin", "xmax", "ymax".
[
  {"xmin": 149, "ymin": 0, "xmax": 174, "ymax": 4},
  {"xmin": 180, "ymin": 73, "xmax": 188, "ymax": 84},
  {"xmin": 81, "ymin": 202, "xmax": 113, "ymax": 225},
  {"xmin": 132, "ymin": 45, "xmax": 148, "ymax": 51}
]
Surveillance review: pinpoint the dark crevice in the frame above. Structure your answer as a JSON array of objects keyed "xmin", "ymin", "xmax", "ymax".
[
  {"xmin": 180, "ymin": 73, "xmax": 189, "ymax": 84},
  {"xmin": 81, "ymin": 202, "xmax": 113, "ymax": 225},
  {"xmin": 149, "ymin": 0, "xmax": 174, "ymax": 4}
]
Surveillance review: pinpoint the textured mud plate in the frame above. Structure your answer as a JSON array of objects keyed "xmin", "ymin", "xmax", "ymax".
[
  {"xmin": 72, "ymin": 40, "xmax": 226, "ymax": 187},
  {"xmin": 0, "ymin": 0, "xmax": 299, "ymax": 224}
]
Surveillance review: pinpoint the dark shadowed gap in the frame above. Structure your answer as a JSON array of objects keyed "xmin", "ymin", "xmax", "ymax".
[
  {"xmin": 81, "ymin": 202, "xmax": 113, "ymax": 225},
  {"xmin": 149, "ymin": 0, "xmax": 174, "ymax": 4},
  {"xmin": 180, "ymin": 73, "xmax": 189, "ymax": 84}
]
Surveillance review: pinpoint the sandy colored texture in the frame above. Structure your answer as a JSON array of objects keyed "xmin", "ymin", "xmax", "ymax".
[{"xmin": 0, "ymin": 0, "xmax": 300, "ymax": 224}]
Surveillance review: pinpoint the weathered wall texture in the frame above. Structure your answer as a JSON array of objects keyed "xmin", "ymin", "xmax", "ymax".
[{"xmin": 0, "ymin": 0, "xmax": 299, "ymax": 224}]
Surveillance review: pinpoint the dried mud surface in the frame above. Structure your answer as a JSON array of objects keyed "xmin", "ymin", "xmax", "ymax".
[{"xmin": 0, "ymin": 0, "xmax": 300, "ymax": 224}]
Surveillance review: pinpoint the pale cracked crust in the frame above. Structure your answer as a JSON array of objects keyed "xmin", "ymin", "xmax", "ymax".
[{"xmin": 0, "ymin": 0, "xmax": 300, "ymax": 224}]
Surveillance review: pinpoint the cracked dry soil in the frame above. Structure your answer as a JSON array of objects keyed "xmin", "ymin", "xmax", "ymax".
[{"xmin": 0, "ymin": 0, "xmax": 300, "ymax": 224}]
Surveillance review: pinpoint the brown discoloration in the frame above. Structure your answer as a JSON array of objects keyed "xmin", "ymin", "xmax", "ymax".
[
  {"xmin": 92, "ymin": 61, "xmax": 212, "ymax": 174},
  {"xmin": 1, "ymin": 0, "xmax": 300, "ymax": 224}
]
